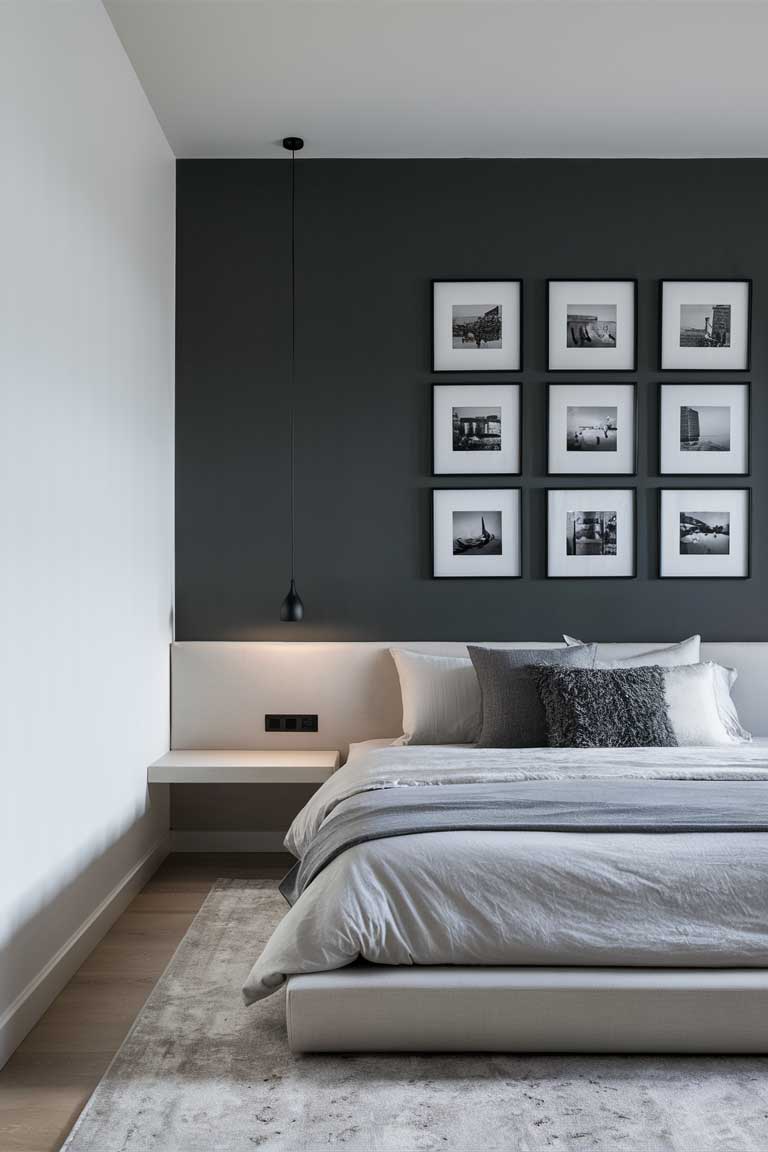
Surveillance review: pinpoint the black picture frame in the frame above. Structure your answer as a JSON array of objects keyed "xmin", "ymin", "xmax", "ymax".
[
  {"xmin": 431, "ymin": 382, "xmax": 523, "ymax": 477},
  {"xmin": 657, "ymin": 487, "xmax": 752, "ymax": 580},
  {"xmin": 431, "ymin": 279, "xmax": 524, "ymax": 373},
  {"xmin": 658, "ymin": 279, "xmax": 752, "ymax": 372},
  {"xmin": 545, "ymin": 487, "xmax": 638, "ymax": 580},
  {"xmin": 657, "ymin": 381, "xmax": 751, "ymax": 477},
  {"xmin": 546, "ymin": 278, "xmax": 638, "ymax": 372},
  {"xmin": 431, "ymin": 487, "xmax": 524, "ymax": 579},
  {"xmin": 546, "ymin": 382, "xmax": 638, "ymax": 476}
]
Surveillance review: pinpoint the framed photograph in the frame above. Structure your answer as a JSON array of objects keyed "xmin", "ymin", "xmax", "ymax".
[
  {"xmin": 432, "ymin": 488, "xmax": 521, "ymax": 578},
  {"xmin": 660, "ymin": 280, "xmax": 751, "ymax": 370},
  {"xmin": 547, "ymin": 488, "xmax": 636, "ymax": 578},
  {"xmin": 432, "ymin": 280, "xmax": 522, "ymax": 372},
  {"xmin": 547, "ymin": 383, "xmax": 636, "ymax": 475},
  {"xmin": 659, "ymin": 383, "xmax": 750, "ymax": 475},
  {"xmin": 547, "ymin": 280, "xmax": 636, "ymax": 371},
  {"xmin": 659, "ymin": 488, "xmax": 750, "ymax": 578},
  {"xmin": 432, "ymin": 383, "xmax": 521, "ymax": 476}
]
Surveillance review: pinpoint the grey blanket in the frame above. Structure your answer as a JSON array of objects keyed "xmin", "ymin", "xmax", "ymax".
[{"xmin": 280, "ymin": 778, "xmax": 768, "ymax": 905}]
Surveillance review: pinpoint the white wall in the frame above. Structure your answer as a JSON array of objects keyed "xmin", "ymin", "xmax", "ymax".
[{"xmin": 0, "ymin": 1, "xmax": 175, "ymax": 1064}]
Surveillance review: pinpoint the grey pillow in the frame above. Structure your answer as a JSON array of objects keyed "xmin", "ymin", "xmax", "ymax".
[
  {"xmin": 537, "ymin": 666, "xmax": 677, "ymax": 749},
  {"xmin": 468, "ymin": 644, "xmax": 597, "ymax": 748}
]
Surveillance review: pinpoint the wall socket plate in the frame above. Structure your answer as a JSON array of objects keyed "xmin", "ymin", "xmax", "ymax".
[{"xmin": 265, "ymin": 714, "xmax": 318, "ymax": 733}]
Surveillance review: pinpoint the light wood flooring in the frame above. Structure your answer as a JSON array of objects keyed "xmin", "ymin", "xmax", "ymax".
[{"xmin": 0, "ymin": 853, "xmax": 289, "ymax": 1152}]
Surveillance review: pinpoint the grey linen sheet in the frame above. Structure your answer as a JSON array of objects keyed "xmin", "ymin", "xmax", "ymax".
[
  {"xmin": 280, "ymin": 779, "xmax": 768, "ymax": 905},
  {"xmin": 243, "ymin": 743, "xmax": 768, "ymax": 1003}
]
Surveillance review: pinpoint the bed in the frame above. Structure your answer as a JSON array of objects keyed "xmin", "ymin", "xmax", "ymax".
[
  {"xmin": 243, "ymin": 738, "xmax": 768, "ymax": 1052},
  {"xmin": 168, "ymin": 639, "xmax": 768, "ymax": 1053}
]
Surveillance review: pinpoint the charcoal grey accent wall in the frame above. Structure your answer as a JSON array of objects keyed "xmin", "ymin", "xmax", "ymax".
[{"xmin": 176, "ymin": 160, "xmax": 765, "ymax": 642}]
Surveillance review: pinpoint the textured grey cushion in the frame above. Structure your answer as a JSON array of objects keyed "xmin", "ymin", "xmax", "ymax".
[
  {"xmin": 537, "ymin": 667, "xmax": 677, "ymax": 749},
  {"xmin": 468, "ymin": 644, "xmax": 597, "ymax": 748}
]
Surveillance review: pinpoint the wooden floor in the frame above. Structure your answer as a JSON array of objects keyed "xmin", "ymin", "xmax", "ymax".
[{"xmin": 0, "ymin": 853, "xmax": 289, "ymax": 1152}]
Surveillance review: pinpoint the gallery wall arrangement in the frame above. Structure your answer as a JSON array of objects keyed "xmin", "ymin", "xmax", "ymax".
[
  {"xmin": 431, "ymin": 277, "xmax": 751, "ymax": 582},
  {"xmin": 175, "ymin": 159, "xmax": 764, "ymax": 641}
]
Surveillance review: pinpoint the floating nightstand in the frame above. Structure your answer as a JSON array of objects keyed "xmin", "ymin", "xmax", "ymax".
[{"xmin": 148, "ymin": 749, "xmax": 341, "ymax": 785}]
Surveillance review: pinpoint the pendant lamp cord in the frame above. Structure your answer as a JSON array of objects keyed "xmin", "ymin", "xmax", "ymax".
[{"xmin": 289, "ymin": 143, "xmax": 296, "ymax": 583}]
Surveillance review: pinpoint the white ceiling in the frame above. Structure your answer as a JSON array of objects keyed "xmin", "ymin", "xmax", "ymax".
[{"xmin": 104, "ymin": 1, "xmax": 768, "ymax": 158}]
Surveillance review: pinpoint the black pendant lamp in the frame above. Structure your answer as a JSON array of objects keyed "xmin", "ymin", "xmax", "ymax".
[{"xmin": 280, "ymin": 136, "xmax": 305, "ymax": 622}]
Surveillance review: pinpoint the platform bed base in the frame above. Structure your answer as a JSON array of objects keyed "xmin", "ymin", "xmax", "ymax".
[{"xmin": 285, "ymin": 966, "xmax": 768, "ymax": 1054}]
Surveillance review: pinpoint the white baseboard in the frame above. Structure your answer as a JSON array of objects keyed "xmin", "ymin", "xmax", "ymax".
[
  {"xmin": 0, "ymin": 836, "xmax": 169, "ymax": 1069},
  {"xmin": 170, "ymin": 830, "xmax": 289, "ymax": 853}
]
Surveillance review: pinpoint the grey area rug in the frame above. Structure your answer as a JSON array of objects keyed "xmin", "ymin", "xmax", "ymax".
[{"xmin": 63, "ymin": 879, "xmax": 768, "ymax": 1152}]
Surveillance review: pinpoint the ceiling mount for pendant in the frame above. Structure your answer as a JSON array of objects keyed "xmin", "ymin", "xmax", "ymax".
[{"xmin": 282, "ymin": 136, "xmax": 304, "ymax": 152}]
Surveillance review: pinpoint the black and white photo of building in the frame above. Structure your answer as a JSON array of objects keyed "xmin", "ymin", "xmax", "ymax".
[
  {"xmin": 452, "ymin": 304, "xmax": 502, "ymax": 349},
  {"xmin": 452, "ymin": 406, "xmax": 501, "ymax": 451},
  {"xmin": 680, "ymin": 304, "xmax": 731, "ymax": 348},
  {"xmin": 680, "ymin": 405, "xmax": 731, "ymax": 452},
  {"xmin": 452, "ymin": 510, "xmax": 502, "ymax": 555},
  {"xmin": 566, "ymin": 510, "xmax": 617, "ymax": 556},
  {"xmin": 680, "ymin": 511, "xmax": 730, "ymax": 555}
]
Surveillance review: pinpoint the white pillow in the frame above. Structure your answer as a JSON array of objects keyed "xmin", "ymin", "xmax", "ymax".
[
  {"xmin": 564, "ymin": 636, "xmax": 749, "ymax": 742},
  {"xmin": 664, "ymin": 663, "xmax": 747, "ymax": 746},
  {"xmin": 390, "ymin": 649, "xmax": 481, "ymax": 745},
  {"xmin": 564, "ymin": 635, "xmax": 701, "ymax": 668},
  {"xmin": 711, "ymin": 663, "xmax": 751, "ymax": 743}
]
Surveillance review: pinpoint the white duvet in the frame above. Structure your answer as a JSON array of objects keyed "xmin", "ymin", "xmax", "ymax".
[{"xmin": 243, "ymin": 741, "xmax": 768, "ymax": 1003}]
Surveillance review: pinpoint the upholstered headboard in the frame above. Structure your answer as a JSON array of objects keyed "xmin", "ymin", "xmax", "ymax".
[{"xmin": 171, "ymin": 641, "xmax": 768, "ymax": 754}]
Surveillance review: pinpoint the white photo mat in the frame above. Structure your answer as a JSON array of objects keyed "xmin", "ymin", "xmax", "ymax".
[
  {"xmin": 548, "ymin": 383, "xmax": 636, "ymax": 475},
  {"xmin": 433, "ymin": 384, "xmax": 521, "ymax": 475},
  {"xmin": 660, "ymin": 280, "xmax": 750, "ymax": 371},
  {"xmin": 433, "ymin": 488, "xmax": 521, "ymax": 578},
  {"xmin": 659, "ymin": 383, "xmax": 749, "ymax": 475},
  {"xmin": 547, "ymin": 488, "xmax": 635, "ymax": 578},
  {"xmin": 660, "ymin": 488, "xmax": 750, "ymax": 578},
  {"xmin": 433, "ymin": 281, "xmax": 521, "ymax": 372},
  {"xmin": 548, "ymin": 280, "xmax": 636, "ymax": 371}
]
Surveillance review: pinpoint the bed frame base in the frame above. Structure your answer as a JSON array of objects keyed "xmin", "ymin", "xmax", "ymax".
[{"xmin": 286, "ymin": 966, "xmax": 768, "ymax": 1053}]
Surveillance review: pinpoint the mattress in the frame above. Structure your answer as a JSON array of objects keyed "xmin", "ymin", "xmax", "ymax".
[{"xmin": 243, "ymin": 740, "xmax": 768, "ymax": 1004}]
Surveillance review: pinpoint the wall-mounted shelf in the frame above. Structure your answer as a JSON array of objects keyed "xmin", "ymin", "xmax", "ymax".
[{"xmin": 148, "ymin": 749, "xmax": 341, "ymax": 785}]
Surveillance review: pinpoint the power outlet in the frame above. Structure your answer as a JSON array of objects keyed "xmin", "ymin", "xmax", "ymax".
[{"xmin": 265, "ymin": 714, "xmax": 318, "ymax": 733}]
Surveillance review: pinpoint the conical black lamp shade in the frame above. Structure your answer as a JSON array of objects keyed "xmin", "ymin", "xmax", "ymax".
[{"xmin": 280, "ymin": 579, "xmax": 304, "ymax": 623}]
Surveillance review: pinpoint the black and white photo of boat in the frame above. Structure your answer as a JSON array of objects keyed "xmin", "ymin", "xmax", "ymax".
[
  {"xmin": 680, "ymin": 511, "xmax": 730, "ymax": 555},
  {"xmin": 452, "ymin": 510, "xmax": 502, "ymax": 555}
]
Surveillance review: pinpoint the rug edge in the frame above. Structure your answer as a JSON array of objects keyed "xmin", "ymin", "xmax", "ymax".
[{"xmin": 60, "ymin": 876, "xmax": 281, "ymax": 1150}]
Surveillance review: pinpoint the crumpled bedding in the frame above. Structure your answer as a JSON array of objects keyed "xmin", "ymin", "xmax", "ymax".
[{"xmin": 243, "ymin": 741, "xmax": 768, "ymax": 1003}]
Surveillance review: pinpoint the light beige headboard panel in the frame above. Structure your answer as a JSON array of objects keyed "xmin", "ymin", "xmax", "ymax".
[{"xmin": 171, "ymin": 641, "xmax": 768, "ymax": 754}]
